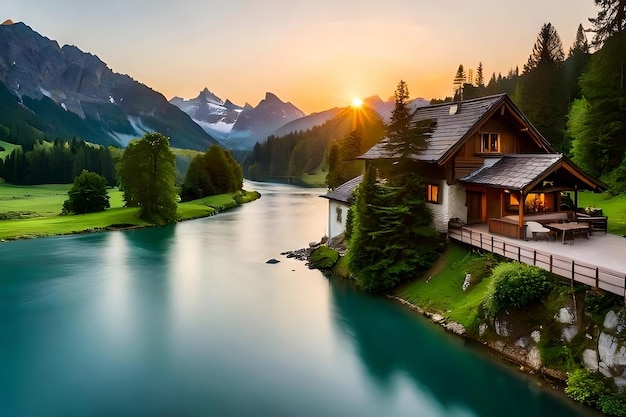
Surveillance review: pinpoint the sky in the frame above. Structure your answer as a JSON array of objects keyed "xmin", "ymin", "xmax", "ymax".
[{"xmin": 4, "ymin": 0, "xmax": 600, "ymax": 114}]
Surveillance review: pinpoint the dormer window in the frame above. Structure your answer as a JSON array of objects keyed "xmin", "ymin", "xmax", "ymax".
[{"xmin": 481, "ymin": 132, "xmax": 500, "ymax": 153}]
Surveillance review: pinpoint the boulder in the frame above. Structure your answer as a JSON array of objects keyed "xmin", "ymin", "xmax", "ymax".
[
  {"xmin": 308, "ymin": 246, "xmax": 339, "ymax": 269},
  {"xmin": 583, "ymin": 349, "xmax": 599, "ymax": 372},
  {"xmin": 494, "ymin": 318, "xmax": 512, "ymax": 337},
  {"xmin": 555, "ymin": 307, "xmax": 575, "ymax": 324},
  {"xmin": 598, "ymin": 332, "xmax": 626, "ymax": 376},
  {"xmin": 527, "ymin": 346, "xmax": 542, "ymax": 370},
  {"xmin": 515, "ymin": 337, "xmax": 530, "ymax": 349},
  {"xmin": 479, "ymin": 323, "xmax": 488, "ymax": 337},
  {"xmin": 604, "ymin": 310, "xmax": 619, "ymax": 329},
  {"xmin": 561, "ymin": 326, "xmax": 578, "ymax": 343},
  {"xmin": 531, "ymin": 330, "xmax": 541, "ymax": 343}
]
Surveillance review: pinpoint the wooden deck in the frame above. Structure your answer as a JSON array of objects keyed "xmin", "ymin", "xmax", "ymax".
[{"xmin": 449, "ymin": 224, "xmax": 626, "ymax": 297}]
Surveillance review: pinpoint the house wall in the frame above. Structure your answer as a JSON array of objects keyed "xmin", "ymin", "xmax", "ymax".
[
  {"xmin": 327, "ymin": 200, "xmax": 349, "ymax": 242},
  {"xmin": 427, "ymin": 181, "xmax": 467, "ymax": 232}
]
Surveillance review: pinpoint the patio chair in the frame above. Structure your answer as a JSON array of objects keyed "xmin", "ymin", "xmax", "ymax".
[{"xmin": 526, "ymin": 221, "xmax": 552, "ymax": 241}]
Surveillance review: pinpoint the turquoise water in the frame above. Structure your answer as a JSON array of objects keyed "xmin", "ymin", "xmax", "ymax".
[{"xmin": 0, "ymin": 182, "xmax": 593, "ymax": 416}]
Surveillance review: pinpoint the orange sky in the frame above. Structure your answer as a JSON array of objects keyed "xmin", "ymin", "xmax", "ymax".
[{"xmin": 4, "ymin": 0, "xmax": 599, "ymax": 114}]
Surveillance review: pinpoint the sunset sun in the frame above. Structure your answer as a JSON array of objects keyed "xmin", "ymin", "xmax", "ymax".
[{"xmin": 351, "ymin": 97, "xmax": 363, "ymax": 108}]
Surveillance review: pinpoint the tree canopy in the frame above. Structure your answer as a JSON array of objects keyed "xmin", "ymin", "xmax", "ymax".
[
  {"xmin": 588, "ymin": 0, "xmax": 626, "ymax": 47},
  {"xmin": 181, "ymin": 145, "xmax": 243, "ymax": 201},
  {"xmin": 62, "ymin": 170, "xmax": 110, "ymax": 214},
  {"xmin": 117, "ymin": 132, "xmax": 178, "ymax": 223}
]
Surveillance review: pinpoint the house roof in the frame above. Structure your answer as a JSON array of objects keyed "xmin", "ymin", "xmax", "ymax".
[
  {"xmin": 460, "ymin": 154, "xmax": 607, "ymax": 193},
  {"xmin": 358, "ymin": 94, "xmax": 554, "ymax": 164},
  {"xmin": 321, "ymin": 175, "xmax": 362, "ymax": 203}
]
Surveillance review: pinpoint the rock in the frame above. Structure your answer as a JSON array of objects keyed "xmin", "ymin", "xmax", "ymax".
[
  {"xmin": 445, "ymin": 322, "xmax": 466, "ymax": 335},
  {"xmin": 266, "ymin": 258, "xmax": 280, "ymax": 264},
  {"xmin": 531, "ymin": 330, "xmax": 541, "ymax": 343},
  {"xmin": 527, "ymin": 346, "xmax": 542, "ymax": 370},
  {"xmin": 495, "ymin": 340, "xmax": 506, "ymax": 351},
  {"xmin": 494, "ymin": 318, "xmax": 512, "ymax": 337},
  {"xmin": 555, "ymin": 307, "xmax": 575, "ymax": 324},
  {"xmin": 431, "ymin": 314, "xmax": 444, "ymax": 323},
  {"xmin": 561, "ymin": 326, "xmax": 578, "ymax": 343},
  {"xmin": 309, "ymin": 246, "xmax": 339, "ymax": 270},
  {"xmin": 479, "ymin": 323, "xmax": 488, "ymax": 337},
  {"xmin": 604, "ymin": 310, "xmax": 619, "ymax": 329},
  {"xmin": 515, "ymin": 337, "xmax": 530, "ymax": 349},
  {"xmin": 598, "ymin": 332, "xmax": 626, "ymax": 373},
  {"xmin": 614, "ymin": 377, "xmax": 626, "ymax": 391},
  {"xmin": 583, "ymin": 349, "xmax": 599, "ymax": 372}
]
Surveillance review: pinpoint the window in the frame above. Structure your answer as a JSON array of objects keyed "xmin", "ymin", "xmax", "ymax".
[
  {"xmin": 427, "ymin": 184, "xmax": 440, "ymax": 203},
  {"xmin": 336, "ymin": 207, "xmax": 343, "ymax": 223},
  {"xmin": 481, "ymin": 132, "xmax": 500, "ymax": 153}
]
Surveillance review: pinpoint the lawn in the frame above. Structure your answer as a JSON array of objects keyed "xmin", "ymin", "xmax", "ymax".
[
  {"xmin": 0, "ymin": 140, "xmax": 21, "ymax": 160},
  {"xmin": 577, "ymin": 191, "xmax": 626, "ymax": 236},
  {"xmin": 396, "ymin": 244, "xmax": 492, "ymax": 328},
  {"xmin": 0, "ymin": 182, "xmax": 260, "ymax": 240}
]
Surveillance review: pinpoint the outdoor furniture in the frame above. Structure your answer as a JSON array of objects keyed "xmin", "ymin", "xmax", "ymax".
[
  {"xmin": 576, "ymin": 213, "xmax": 608, "ymax": 234},
  {"xmin": 526, "ymin": 221, "xmax": 552, "ymax": 240},
  {"xmin": 545, "ymin": 222, "xmax": 591, "ymax": 244}
]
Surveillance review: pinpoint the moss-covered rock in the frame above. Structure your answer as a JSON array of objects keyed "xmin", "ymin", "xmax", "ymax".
[{"xmin": 310, "ymin": 246, "xmax": 339, "ymax": 269}]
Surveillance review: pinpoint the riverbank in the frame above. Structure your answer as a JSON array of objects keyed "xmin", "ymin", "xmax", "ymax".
[{"xmin": 0, "ymin": 184, "xmax": 260, "ymax": 241}]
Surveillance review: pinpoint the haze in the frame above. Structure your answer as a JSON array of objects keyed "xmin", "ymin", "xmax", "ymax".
[{"xmin": 4, "ymin": 0, "xmax": 598, "ymax": 113}]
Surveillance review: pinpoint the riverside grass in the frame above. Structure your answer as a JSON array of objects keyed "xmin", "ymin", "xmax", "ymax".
[{"xmin": 0, "ymin": 183, "xmax": 259, "ymax": 240}]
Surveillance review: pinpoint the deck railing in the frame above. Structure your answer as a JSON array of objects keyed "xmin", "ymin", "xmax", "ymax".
[{"xmin": 448, "ymin": 226, "xmax": 626, "ymax": 297}]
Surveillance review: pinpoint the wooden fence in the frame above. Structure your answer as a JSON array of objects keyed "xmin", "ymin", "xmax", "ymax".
[{"xmin": 448, "ymin": 226, "xmax": 626, "ymax": 297}]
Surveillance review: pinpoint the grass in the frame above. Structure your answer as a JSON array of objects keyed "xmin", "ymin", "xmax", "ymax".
[
  {"xmin": 0, "ymin": 183, "xmax": 260, "ymax": 240},
  {"xmin": 0, "ymin": 140, "xmax": 21, "ymax": 160},
  {"xmin": 577, "ymin": 191, "xmax": 626, "ymax": 236},
  {"xmin": 396, "ymin": 244, "xmax": 492, "ymax": 328}
]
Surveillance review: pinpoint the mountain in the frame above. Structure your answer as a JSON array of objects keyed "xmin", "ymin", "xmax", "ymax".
[
  {"xmin": 224, "ymin": 92, "xmax": 306, "ymax": 150},
  {"xmin": 271, "ymin": 107, "xmax": 343, "ymax": 138},
  {"xmin": 0, "ymin": 20, "xmax": 218, "ymax": 150},
  {"xmin": 169, "ymin": 88, "xmax": 242, "ymax": 142}
]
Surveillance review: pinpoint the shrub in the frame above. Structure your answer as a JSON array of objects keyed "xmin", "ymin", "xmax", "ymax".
[
  {"xmin": 484, "ymin": 262, "xmax": 552, "ymax": 317},
  {"xmin": 565, "ymin": 368, "xmax": 610, "ymax": 406},
  {"xmin": 310, "ymin": 246, "xmax": 340, "ymax": 269},
  {"xmin": 600, "ymin": 393, "xmax": 626, "ymax": 416}
]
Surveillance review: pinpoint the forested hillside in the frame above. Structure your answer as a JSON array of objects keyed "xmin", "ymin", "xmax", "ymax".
[{"xmin": 244, "ymin": 106, "xmax": 385, "ymax": 184}]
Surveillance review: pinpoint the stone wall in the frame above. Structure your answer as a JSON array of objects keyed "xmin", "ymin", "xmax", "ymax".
[{"xmin": 427, "ymin": 182, "xmax": 467, "ymax": 232}]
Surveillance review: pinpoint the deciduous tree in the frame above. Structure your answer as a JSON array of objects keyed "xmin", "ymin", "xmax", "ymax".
[
  {"xmin": 62, "ymin": 170, "xmax": 110, "ymax": 214},
  {"xmin": 117, "ymin": 132, "xmax": 177, "ymax": 223}
]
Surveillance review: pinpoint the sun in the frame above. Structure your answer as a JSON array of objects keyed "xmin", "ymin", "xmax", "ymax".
[{"xmin": 351, "ymin": 97, "xmax": 363, "ymax": 108}]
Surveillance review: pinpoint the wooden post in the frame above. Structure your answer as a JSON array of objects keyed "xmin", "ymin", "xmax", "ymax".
[
  {"xmin": 491, "ymin": 236, "xmax": 494, "ymax": 252},
  {"xmin": 518, "ymin": 246, "xmax": 521, "ymax": 262},
  {"xmin": 518, "ymin": 190, "xmax": 525, "ymax": 239},
  {"xmin": 595, "ymin": 268, "xmax": 599, "ymax": 289},
  {"xmin": 533, "ymin": 250, "xmax": 537, "ymax": 266},
  {"xmin": 549, "ymin": 255, "xmax": 553, "ymax": 273}
]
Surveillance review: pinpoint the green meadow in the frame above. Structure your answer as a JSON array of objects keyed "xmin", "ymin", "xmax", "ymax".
[
  {"xmin": 0, "ymin": 183, "xmax": 259, "ymax": 240},
  {"xmin": 577, "ymin": 191, "xmax": 626, "ymax": 236},
  {"xmin": 0, "ymin": 140, "xmax": 21, "ymax": 160}
]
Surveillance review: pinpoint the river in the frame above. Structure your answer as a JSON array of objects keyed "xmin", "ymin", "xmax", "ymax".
[{"xmin": 0, "ymin": 181, "xmax": 593, "ymax": 416}]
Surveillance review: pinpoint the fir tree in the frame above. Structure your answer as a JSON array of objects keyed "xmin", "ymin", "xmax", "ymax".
[{"xmin": 588, "ymin": 0, "xmax": 626, "ymax": 47}]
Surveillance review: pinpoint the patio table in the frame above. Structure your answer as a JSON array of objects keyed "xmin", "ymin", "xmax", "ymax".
[{"xmin": 545, "ymin": 222, "xmax": 590, "ymax": 244}]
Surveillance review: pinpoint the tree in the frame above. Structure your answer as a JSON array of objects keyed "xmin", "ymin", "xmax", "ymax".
[
  {"xmin": 476, "ymin": 62, "xmax": 485, "ymax": 88},
  {"xmin": 453, "ymin": 64, "xmax": 466, "ymax": 100},
  {"xmin": 385, "ymin": 80, "xmax": 430, "ymax": 169},
  {"xmin": 62, "ymin": 170, "xmax": 110, "ymax": 214},
  {"xmin": 181, "ymin": 145, "xmax": 243, "ymax": 201},
  {"xmin": 564, "ymin": 24, "xmax": 592, "ymax": 103},
  {"xmin": 588, "ymin": 0, "xmax": 626, "ymax": 47},
  {"xmin": 516, "ymin": 23, "xmax": 569, "ymax": 151},
  {"xmin": 117, "ymin": 132, "xmax": 177, "ymax": 223},
  {"xmin": 570, "ymin": 30, "xmax": 626, "ymax": 177},
  {"xmin": 326, "ymin": 130, "xmax": 363, "ymax": 189},
  {"xmin": 523, "ymin": 23, "xmax": 565, "ymax": 72}
]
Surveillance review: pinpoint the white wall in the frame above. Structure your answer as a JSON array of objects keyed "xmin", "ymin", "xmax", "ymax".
[
  {"xmin": 327, "ymin": 200, "xmax": 349, "ymax": 242},
  {"xmin": 427, "ymin": 182, "xmax": 467, "ymax": 232}
]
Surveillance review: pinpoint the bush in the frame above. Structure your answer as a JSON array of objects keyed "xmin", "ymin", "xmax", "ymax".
[
  {"xmin": 310, "ymin": 246, "xmax": 340, "ymax": 269},
  {"xmin": 600, "ymin": 393, "xmax": 626, "ymax": 416},
  {"xmin": 565, "ymin": 368, "xmax": 610, "ymax": 406},
  {"xmin": 605, "ymin": 165, "xmax": 626, "ymax": 196},
  {"xmin": 484, "ymin": 262, "xmax": 553, "ymax": 317},
  {"xmin": 62, "ymin": 170, "xmax": 110, "ymax": 214}
]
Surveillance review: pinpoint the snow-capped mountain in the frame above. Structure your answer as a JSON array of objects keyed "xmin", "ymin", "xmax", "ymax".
[
  {"xmin": 0, "ymin": 20, "xmax": 217, "ymax": 150},
  {"xmin": 173, "ymin": 90, "xmax": 306, "ymax": 150},
  {"xmin": 169, "ymin": 88, "xmax": 243, "ymax": 142}
]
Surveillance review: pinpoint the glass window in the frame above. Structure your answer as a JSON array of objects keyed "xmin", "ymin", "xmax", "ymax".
[
  {"xmin": 481, "ymin": 132, "xmax": 500, "ymax": 153},
  {"xmin": 427, "ymin": 184, "xmax": 439, "ymax": 203}
]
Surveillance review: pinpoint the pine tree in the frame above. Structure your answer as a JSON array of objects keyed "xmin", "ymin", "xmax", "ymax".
[
  {"xmin": 523, "ymin": 23, "xmax": 565, "ymax": 73},
  {"xmin": 453, "ymin": 64, "xmax": 466, "ymax": 100},
  {"xmin": 569, "ymin": 23, "xmax": 591, "ymax": 56},
  {"xmin": 476, "ymin": 62, "xmax": 485, "ymax": 88},
  {"xmin": 588, "ymin": 0, "xmax": 626, "ymax": 47}
]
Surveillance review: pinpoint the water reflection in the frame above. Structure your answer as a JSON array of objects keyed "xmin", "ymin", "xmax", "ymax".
[{"xmin": 330, "ymin": 281, "xmax": 593, "ymax": 416}]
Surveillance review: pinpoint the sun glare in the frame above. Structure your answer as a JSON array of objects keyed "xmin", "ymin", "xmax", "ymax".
[{"xmin": 351, "ymin": 97, "xmax": 363, "ymax": 108}]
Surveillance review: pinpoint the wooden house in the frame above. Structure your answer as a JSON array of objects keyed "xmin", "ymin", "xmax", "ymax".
[{"xmin": 351, "ymin": 93, "xmax": 606, "ymax": 240}]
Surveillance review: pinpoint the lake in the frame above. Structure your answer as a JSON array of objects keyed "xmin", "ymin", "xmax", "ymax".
[{"xmin": 0, "ymin": 181, "xmax": 593, "ymax": 416}]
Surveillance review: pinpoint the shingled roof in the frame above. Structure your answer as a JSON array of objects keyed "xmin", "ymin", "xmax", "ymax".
[
  {"xmin": 358, "ymin": 94, "xmax": 553, "ymax": 164},
  {"xmin": 321, "ymin": 175, "xmax": 362, "ymax": 203},
  {"xmin": 460, "ymin": 154, "xmax": 607, "ymax": 192}
]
